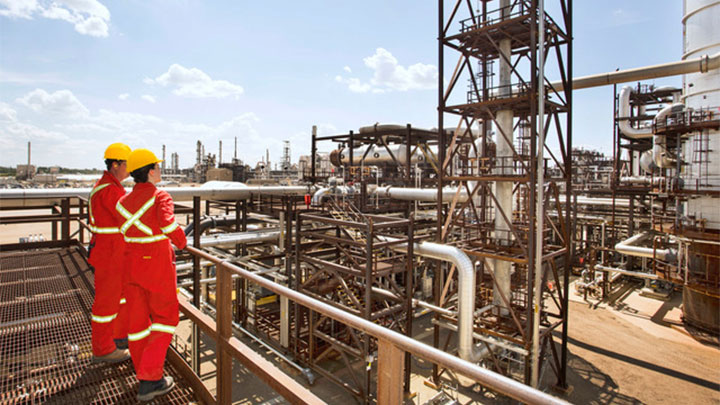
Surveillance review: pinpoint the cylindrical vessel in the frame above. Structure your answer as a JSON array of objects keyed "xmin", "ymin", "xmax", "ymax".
[
  {"xmin": 683, "ymin": 0, "xmax": 720, "ymax": 229},
  {"xmin": 681, "ymin": 0, "xmax": 720, "ymax": 333}
]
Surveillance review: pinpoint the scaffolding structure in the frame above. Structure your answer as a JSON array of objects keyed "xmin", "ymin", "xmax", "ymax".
[{"xmin": 437, "ymin": 0, "xmax": 572, "ymax": 388}]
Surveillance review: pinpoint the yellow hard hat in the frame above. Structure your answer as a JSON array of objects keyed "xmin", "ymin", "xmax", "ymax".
[
  {"xmin": 104, "ymin": 143, "xmax": 131, "ymax": 160},
  {"xmin": 127, "ymin": 148, "xmax": 163, "ymax": 173}
]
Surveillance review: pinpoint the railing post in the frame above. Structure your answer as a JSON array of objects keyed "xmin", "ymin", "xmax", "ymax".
[
  {"xmin": 78, "ymin": 199, "xmax": 85, "ymax": 244},
  {"xmin": 192, "ymin": 196, "xmax": 201, "ymax": 374},
  {"xmin": 234, "ymin": 200, "xmax": 241, "ymax": 324},
  {"xmin": 241, "ymin": 200, "xmax": 248, "ymax": 328},
  {"xmin": 61, "ymin": 198, "xmax": 70, "ymax": 241},
  {"xmin": 377, "ymin": 339, "xmax": 404, "ymax": 405},
  {"xmin": 216, "ymin": 264, "xmax": 233, "ymax": 404}
]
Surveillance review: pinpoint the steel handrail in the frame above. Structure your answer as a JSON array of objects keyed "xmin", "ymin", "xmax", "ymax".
[{"xmin": 184, "ymin": 244, "xmax": 570, "ymax": 405}]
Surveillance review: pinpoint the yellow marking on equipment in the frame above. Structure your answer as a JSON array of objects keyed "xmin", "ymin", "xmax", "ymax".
[{"xmin": 256, "ymin": 295, "xmax": 277, "ymax": 306}]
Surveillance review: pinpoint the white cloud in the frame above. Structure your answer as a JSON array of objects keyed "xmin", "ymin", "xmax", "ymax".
[
  {"xmin": 0, "ymin": 89, "xmax": 269, "ymax": 169},
  {"xmin": 73, "ymin": 14, "xmax": 108, "ymax": 37},
  {"xmin": 0, "ymin": 0, "xmax": 39, "ymax": 19},
  {"xmin": 89, "ymin": 108, "xmax": 163, "ymax": 131},
  {"xmin": 1, "ymin": 0, "xmax": 110, "ymax": 37},
  {"xmin": 343, "ymin": 66, "xmax": 352, "ymax": 73},
  {"xmin": 4, "ymin": 121, "xmax": 68, "ymax": 141},
  {"xmin": 149, "ymin": 64, "xmax": 244, "ymax": 99},
  {"xmin": 337, "ymin": 48, "xmax": 437, "ymax": 93},
  {"xmin": 0, "ymin": 102, "xmax": 18, "ymax": 121},
  {"xmin": 141, "ymin": 94, "xmax": 156, "ymax": 103},
  {"xmin": 118, "ymin": 93, "xmax": 129, "ymax": 100},
  {"xmin": 16, "ymin": 88, "xmax": 89, "ymax": 117}
]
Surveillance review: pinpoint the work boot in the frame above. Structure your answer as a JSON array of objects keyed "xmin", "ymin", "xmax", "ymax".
[
  {"xmin": 114, "ymin": 337, "xmax": 128, "ymax": 350},
  {"xmin": 92, "ymin": 348, "xmax": 130, "ymax": 363},
  {"xmin": 137, "ymin": 376, "xmax": 175, "ymax": 402}
]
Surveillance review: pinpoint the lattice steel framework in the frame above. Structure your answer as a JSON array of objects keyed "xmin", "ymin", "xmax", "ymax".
[
  {"xmin": 437, "ymin": 0, "xmax": 572, "ymax": 388},
  {"xmin": 294, "ymin": 199, "xmax": 415, "ymax": 402}
]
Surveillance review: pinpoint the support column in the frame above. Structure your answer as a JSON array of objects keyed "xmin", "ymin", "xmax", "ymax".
[
  {"xmin": 493, "ymin": 0, "xmax": 513, "ymax": 315},
  {"xmin": 192, "ymin": 196, "xmax": 201, "ymax": 374}
]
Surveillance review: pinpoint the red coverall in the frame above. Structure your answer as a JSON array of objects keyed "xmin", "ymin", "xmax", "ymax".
[
  {"xmin": 88, "ymin": 171, "xmax": 129, "ymax": 357},
  {"xmin": 116, "ymin": 183, "xmax": 186, "ymax": 381}
]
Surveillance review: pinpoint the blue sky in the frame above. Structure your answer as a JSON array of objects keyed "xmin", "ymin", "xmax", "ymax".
[{"xmin": 1, "ymin": 1, "xmax": 682, "ymax": 169}]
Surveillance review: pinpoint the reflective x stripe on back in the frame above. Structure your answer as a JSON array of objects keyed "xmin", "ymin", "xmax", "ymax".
[
  {"xmin": 116, "ymin": 196, "xmax": 173, "ymax": 243},
  {"xmin": 117, "ymin": 197, "xmax": 156, "ymax": 235}
]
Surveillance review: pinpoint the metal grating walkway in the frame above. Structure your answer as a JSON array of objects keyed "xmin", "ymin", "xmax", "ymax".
[{"xmin": 0, "ymin": 245, "xmax": 199, "ymax": 404}]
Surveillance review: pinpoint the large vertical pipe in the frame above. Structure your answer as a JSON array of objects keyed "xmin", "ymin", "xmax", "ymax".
[
  {"xmin": 560, "ymin": 0, "xmax": 573, "ymax": 388},
  {"xmin": 435, "ymin": 0, "xmax": 445, "ymax": 384},
  {"xmin": 493, "ymin": 0, "xmax": 513, "ymax": 314},
  {"xmin": 162, "ymin": 144, "xmax": 166, "ymax": 172},
  {"xmin": 311, "ymin": 125, "xmax": 317, "ymax": 183},
  {"xmin": 531, "ymin": 0, "xmax": 546, "ymax": 387},
  {"xmin": 219, "ymin": 140, "xmax": 223, "ymax": 165},
  {"xmin": 192, "ymin": 196, "xmax": 201, "ymax": 373}
]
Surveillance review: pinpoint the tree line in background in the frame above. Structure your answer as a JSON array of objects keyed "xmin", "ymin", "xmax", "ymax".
[{"xmin": 0, "ymin": 166, "xmax": 102, "ymax": 176}]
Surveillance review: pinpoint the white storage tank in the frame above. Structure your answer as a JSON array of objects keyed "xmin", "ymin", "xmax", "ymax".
[
  {"xmin": 682, "ymin": 0, "xmax": 720, "ymax": 229},
  {"xmin": 681, "ymin": 0, "xmax": 720, "ymax": 333}
]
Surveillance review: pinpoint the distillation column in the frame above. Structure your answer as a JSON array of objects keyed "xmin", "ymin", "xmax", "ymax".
[{"xmin": 493, "ymin": 0, "xmax": 513, "ymax": 314}]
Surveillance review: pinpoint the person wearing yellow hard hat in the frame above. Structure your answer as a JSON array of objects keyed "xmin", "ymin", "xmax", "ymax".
[
  {"xmin": 116, "ymin": 148, "xmax": 186, "ymax": 401},
  {"xmin": 88, "ymin": 143, "xmax": 132, "ymax": 364}
]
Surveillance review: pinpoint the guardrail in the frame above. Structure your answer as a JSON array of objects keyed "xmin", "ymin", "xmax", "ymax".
[{"xmin": 184, "ymin": 244, "xmax": 570, "ymax": 405}]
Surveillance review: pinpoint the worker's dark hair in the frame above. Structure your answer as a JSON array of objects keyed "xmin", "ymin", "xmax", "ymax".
[
  {"xmin": 130, "ymin": 163, "xmax": 155, "ymax": 183},
  {"xmin": 105, "ymin": 159, "xmax": 123, "ymax": 171}
]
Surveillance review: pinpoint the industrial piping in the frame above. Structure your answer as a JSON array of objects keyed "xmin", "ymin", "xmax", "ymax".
[
  {"xmin": 550, "ymin": 52, "xmax": 720, "ymax": 92},
  {"xmin": 310, "ymin": 186, "xmax": 354, "ymax": 206},
  {"xmin": 379, "ymin": 236, "xmax": 485, "ymax": 362},
  {"xmin": 0, "ymin": 184, "xmax": 313, "ymax": 207},
  {"xmin": 199, "ymin": 230, "xmax": 281, "ymax": 248},
  {"xmin": 375, "ymin": 186, "xmax": 469, "ymax": 203},
  {"xmin": 652, "ymin": 102, "xmax": 685, "ymax": 168},
  {"xmin": 618, "ymin": 86, "xmax": 653, "ymax": 139},
  {"xmin": 594, "ymin": 264, "xmax": 660, "ymax": 280},
  {"xmin": 615, "ymin": 232, "xmax": 676, "ymax": 262}
]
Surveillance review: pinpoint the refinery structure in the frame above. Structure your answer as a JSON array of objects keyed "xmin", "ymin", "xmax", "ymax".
[{"xmin": 0, "ymin": 1, "xmax": 719, "ymax": 404}]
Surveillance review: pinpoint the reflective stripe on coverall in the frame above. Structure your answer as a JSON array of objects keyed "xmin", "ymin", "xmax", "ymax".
[{"xmin": 116, "ymin": 182, "xmax": 187, "ymax": 381}]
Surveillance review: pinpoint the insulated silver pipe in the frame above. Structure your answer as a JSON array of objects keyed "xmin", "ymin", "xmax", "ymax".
[
  {"xmin": 550, "ymin": 52, "xmax": 720, "ymax": 92},
  {"xmin": 531, "ymin": 0, "xmax": 546, "ymax": 387},
  {"xmin": 310, "ymin": 186, "xmax": 354, "ymax": 206},
  {"xmin": 199, "ymin": 230, "xmax": 280, "ymax": 248},
  {"xmin": 594, "ymin": 265, "xmax": 660, "ymax": 280},
  {"xmin": 494, "ymin": 0, "xmax": 514, "ymax": 319},
  {"xmin": 652, "ymin": 103, "xmax": 685, "ymax": 168},
  {"xmin": 615, "ymin": 232, "xmax": 676, "ymax": 262},
  {"xmin": 618, "ymin": 86, "xmax": 653, "ymax": 139},
  {"xmin": 367, "ymin": 284, "xmax": 456, "ymax": 317},
  {"xmin": 381, "ymin": 237, "xmax": 483, "ymax": 362},
  {"xmin": 375, "ymin": 186, "xmax": 468, "ymax": 203},
  {"xmin": 0, "ymin": 185, "xmax": 312, "ymax": 207}
]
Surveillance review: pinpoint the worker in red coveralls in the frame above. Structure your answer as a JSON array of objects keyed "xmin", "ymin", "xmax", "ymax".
[
  {"xmin": 116, "ymin": 148, "xmax": 186, "ymax": 402},
  {"xmin": 89, "ymin": 142, "xmax": 132, "ymax": 363}
]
